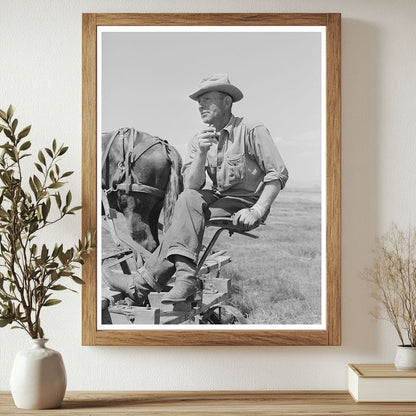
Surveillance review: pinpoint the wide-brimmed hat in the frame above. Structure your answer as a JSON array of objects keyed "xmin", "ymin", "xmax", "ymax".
[{"xmin": 189, "ymin": 74, "xmax": 244, "ymax": 102}]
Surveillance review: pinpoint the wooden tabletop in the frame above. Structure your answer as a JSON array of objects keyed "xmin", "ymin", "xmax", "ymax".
[{"xmin": 1, "ymin": 391, "xmax": 416, "ymax": 415}]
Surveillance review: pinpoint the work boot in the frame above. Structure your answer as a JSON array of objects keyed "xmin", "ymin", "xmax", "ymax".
[
  {"xmin": 161, "ymin": 276, "xmax": 198, "ymax": 304},
  {"xmin": 102, "ymin": 267, "xmax": 153, "ymax": 306},
  {"xmin": 161, "ymin": 257, "xmax": 198, "ymax": 304}
]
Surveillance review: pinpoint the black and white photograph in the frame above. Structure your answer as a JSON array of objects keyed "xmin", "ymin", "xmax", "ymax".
[{"xmin": 98, "ymin": 26, "xmax": 326, "ymax": 330}]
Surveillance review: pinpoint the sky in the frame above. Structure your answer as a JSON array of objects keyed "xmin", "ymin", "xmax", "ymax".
[{"xmin": 100, "ymin": 28, "xmax": 324, "ymax": 188}]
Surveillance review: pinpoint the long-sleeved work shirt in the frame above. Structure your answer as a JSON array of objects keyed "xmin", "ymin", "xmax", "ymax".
[{"xmin": 183, "ymin": 115, "xmax": 289, "ymax": 199}]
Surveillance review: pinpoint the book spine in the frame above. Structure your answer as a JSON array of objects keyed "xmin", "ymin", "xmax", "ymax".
[{"xmin": 347, "ymin": 366, "xmax": 359, "ymax": 402}]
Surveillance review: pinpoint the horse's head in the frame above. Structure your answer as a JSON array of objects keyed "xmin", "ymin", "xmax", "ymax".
[
  {"xmin": 116, "ymin": 192, "xmax": 161, "ymax": 253},
  {"xmin": 102, "ymin": 129, "xmax": 182, "ymax": 254}
]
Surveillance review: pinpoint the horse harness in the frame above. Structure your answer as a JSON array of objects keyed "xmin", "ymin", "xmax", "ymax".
[
  {"xmin": 102, "ymin": 127, "xmax": 169, "ymax": 198},
  {"xmin": 101, "ymin": 127, "xmax": 170, "ymax": 256}
]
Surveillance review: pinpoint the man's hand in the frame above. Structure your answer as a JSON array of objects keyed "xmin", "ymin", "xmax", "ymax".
[
  {"xmin": 184, "ymin": 127, "xmax": 218, "ymax": 190},
  {"xmin": 197, "ymin": 126, "xmax": 219, "ymax": 153},
  {"xmin": 232, "ymin": 208, "xmax": 262, "ymax": 229}
]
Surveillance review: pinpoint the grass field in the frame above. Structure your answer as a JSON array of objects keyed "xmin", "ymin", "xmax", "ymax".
[{"xmin": 203, "ymin": 187, "xmax": 322, "ymax": 325}]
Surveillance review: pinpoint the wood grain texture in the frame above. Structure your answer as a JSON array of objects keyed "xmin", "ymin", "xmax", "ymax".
[
  {"xmin": 82, "ymin": 13, "xmax": 342, "ymax": 346},
  {"xmin": 95, "ymin": 13, "xmax": 330, "ymax": 27},
  {"xmin": 350, "ymin": 364, "xmax": 416, "ymax": 378},
  {"xmin": 2, "ymin": 391, "xmax": 416, "ymax": 415},
  {"xmin": 326, "ymin": 13, "xmax": 342, "ymax": 346},
  {"xmin": 90, "ymin": 329, "xmax": 329, "ymax": 347},
  {"xmin": 82, "ymin": 13, "xmax": 98, "ymax": 346}
]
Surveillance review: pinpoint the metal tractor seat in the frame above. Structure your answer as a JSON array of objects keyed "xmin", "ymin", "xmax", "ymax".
[{"xmin": 196, "ymin": 216, "xmax": 262, "ymax": 274}]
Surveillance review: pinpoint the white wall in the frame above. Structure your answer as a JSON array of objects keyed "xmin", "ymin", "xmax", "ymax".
[{"xmin": 1, "ymin": 0, "xmax": 416, "ymax": 391}]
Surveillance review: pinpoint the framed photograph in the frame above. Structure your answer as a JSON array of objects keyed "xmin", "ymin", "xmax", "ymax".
[{"xmin": 82, "ymin": 13, "xmax": 341, "ymax": 346}]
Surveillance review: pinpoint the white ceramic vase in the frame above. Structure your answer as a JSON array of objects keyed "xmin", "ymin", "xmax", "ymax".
[
  {"xmin": 394, "ymin": 345, "xmax": 416, "ymax": 371},
  {"xmin": 10, "ymin": 338, "xmax": 67, "ymax": 409}
]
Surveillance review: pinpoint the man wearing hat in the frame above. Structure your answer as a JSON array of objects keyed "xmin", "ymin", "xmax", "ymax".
[{"xmin": 106, "ymin": 74, "xmax": 289, "ymax": 306}]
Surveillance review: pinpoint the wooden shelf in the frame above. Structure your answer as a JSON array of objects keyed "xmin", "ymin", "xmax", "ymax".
[{"xmin": 2, "ymin": 391, "xmax": 416, "ymax": 415}]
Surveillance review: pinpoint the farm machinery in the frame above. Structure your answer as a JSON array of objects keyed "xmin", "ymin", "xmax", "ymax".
[{"xmin": 101, "ymin": 211, "xmax": 260, "ymax": 325}]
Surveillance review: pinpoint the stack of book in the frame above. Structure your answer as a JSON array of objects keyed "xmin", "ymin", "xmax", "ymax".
[{"xmin": 348, "ymin": 364, "xmax": 416, "ymax": 402}]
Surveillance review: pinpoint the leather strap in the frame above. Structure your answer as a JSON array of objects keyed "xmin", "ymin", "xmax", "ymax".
[
  {"xmin": 102, "ymin": 130, "xmax": 120, "ymax": 189},
  {"xmin": 124, "ymin": 128, "xmax": 135, "ymax": 193},
  {"xmin": 101, "ymin": 189, "xmax": 123, "ymax": 249},
  {"xmin": 102, "ymin": 128, "xmax": 167, "ymax": 198},
  {"xmin": 116, "ymin": 182, "xmax": 164, "ymax": 198}
]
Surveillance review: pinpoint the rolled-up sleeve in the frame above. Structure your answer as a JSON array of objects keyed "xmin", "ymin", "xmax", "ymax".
[{"xmin": 247, "ymin": 125, "xmax": 289, "ymax": 189}]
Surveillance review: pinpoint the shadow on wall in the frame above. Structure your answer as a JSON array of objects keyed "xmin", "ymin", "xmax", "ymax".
[{"xmin": 341, "ymin": 19, "xmax": 382, "ymax": 355}]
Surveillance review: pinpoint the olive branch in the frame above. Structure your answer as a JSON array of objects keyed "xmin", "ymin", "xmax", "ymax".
[{"xmin": 0, "ymin": 105, "xmax": 94, "ymax": 339}]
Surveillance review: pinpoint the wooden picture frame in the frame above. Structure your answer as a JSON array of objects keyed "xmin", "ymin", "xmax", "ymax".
[{"xmin": 82, "ymin": 13, "xmax": 341, "ymax": 346}]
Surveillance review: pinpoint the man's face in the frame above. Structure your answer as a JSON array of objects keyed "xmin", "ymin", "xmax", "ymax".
[{"xmin": 197, "ymin": 91, "xmax": 229, "ymax": 125}]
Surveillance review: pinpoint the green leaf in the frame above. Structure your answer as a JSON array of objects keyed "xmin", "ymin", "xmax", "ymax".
[
  {"xmin": 34, "ymin": 162, "xmax": 43, "ymax": 173},
  {"xmin": 29, "ymin": 177, "xmax": 37, "ymax": 196},
  {"xmin": 29, "ymin": 222, "xmax": 39, "ymax": 234},
  {"xmin": 4, "ymin": 129, "xmax": 12, "ymax": 140},
  {"xmin": 69, "ymin": 206, "xmax": 82, "ymax": 212},
  {"xmin": 38, "ymin": 325, "xmax": 44, "ymax": 339},
  {"xmin": 51, "ymin": 244, "xmax": 59, "ymax": 257},
  {"xmin": 50, "ymin": 284, "xmax": 68, "ymax": 291},
  {"xmin": 33, "ymin": 175, "xmax": 42, "ymax": 192},
  {"xmin": 57, "ymin": 244, "xmax": 63, "ymax": 257},
  {"xmin": 45, "ymin": 148, "xmax": 53, "ymax": 158},
  {"xmin": 31, "ymin": 244, "xmax": 38, "ymax": 256},
  {"xmin": 17, "ymin": 125, "xmax": 31, "ymax": 140},
  {"xmin": 65, "ymin": 191, "xmax": 72, "ymax": 207},
  {"xmin": 41, "ymin": 202, "xmax": 50, "ymax": 221},
  {"xmin": 58, "ymin": 146, "xmax": 68, "ymax": 156},
  {"xmin": 0, "ymin": 317, "xmax": 13, "ymax": 327},
  {"xmin": 38, "ymin": 150, "xmax": 46, "ymax": 165},
  {"xmin": 11, "ymin": 118, "xmax": 18, "ymax": 133},
  {"xmin": 71, "ymin": 276, "xmax": 85, "ymax": 285},
  {"xmin": 58, "ymin": 250, "xmax": 66, "ymax": 264},
  {"xmin": 19, "ymin": 140, "xmax": 31, "ymax": 151},
  {"xmin": 6, "ymin": 105, "xmax": 14, "ymax": 122},
  {"xmin": 0, "ymin": 109, "xmax": 7, "ymax": 121},
  {"xmin": 41, "ymin": 244, "xmax": 48, "ymax": 262},
  {"xmin": 43, "ymin": 299, "xmax": 62, "ymax": 307},
  {"xmin": 48, "ymin": 182, "xmax": 64, "ymax": 189},
  {"xmin": 61, "ymin": 171, "xmax": 74, "ymax": 178},
  {"xmin": 52, "ymin": 139, "xmax": 57, "ymax": 152},
  {"xmin": 55, "ymin": 193, "xmax": 62, "ymax": 208}
]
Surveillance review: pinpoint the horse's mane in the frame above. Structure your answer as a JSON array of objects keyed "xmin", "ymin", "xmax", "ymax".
[{"xmin": 163, "ymin": 144, "xmax": 183, "ymax": 231}]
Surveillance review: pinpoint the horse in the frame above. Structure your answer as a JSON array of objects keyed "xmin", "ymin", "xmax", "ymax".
[{"xmin": 101, "ymin": 127, "xmax": 183, "ymax": 254}]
